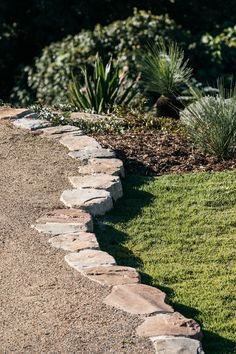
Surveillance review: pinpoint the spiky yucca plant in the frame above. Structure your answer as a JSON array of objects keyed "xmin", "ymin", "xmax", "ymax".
[
  {"xmin": 69, "ymin": 54, "xmax": 136, "ymax": 114},
  {"xmin": 139, "ymin": 40, "xmax": 192, "ymax": 97},
  {"xmin": 181, "ymin": 81, "xmax": 236, "ymax": 158}
]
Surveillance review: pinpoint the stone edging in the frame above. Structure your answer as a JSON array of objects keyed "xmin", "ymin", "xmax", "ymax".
[{"xmin": 1, "ymin": 108, "xmax": 205, "ymax": 354}]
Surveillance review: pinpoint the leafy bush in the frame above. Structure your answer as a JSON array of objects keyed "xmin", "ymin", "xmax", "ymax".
[
  {"xmin": 138, "ymin": 40, "xmax": 192, "ymax": 97},
  {"xmin": 15, "ymin": 10, "xmax": 188, "ymax": 105},
  {"xmin": 69, "ymin": 54, "xmax": 136, "ymax": 113},
  {"xmin": 181, "ymin": 82, "xmax": 236, "ymax": 158}
]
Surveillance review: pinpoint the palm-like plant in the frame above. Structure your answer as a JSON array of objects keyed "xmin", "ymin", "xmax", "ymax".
[
  {"xmin": 69, "ymin": 54, "xmax": 136, "ymax": 114},
  {"xmin": 181, "ymin": 80, "xmax": 236, "ymax": 158},
  {"xmin": 139, "ymin": 40, "xmax": 192, "ymax": 97}
]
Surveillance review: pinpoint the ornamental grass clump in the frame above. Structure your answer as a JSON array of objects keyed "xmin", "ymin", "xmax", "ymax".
[
  {"xmin": 181, "ymin": 82, "xmax": 236, "ymax": 159},
  {"xmin": 68, "ymin": 54, "xmax": 136, "ymax": 114}
]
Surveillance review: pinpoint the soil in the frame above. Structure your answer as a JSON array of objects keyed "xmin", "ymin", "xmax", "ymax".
[
  {"xmin": 0, "ymin": 121, "xmax": 153, "ymax": 354},
  {"xmin": 92, "ymin": 130, "xmax": 236, "ymax": 176}
]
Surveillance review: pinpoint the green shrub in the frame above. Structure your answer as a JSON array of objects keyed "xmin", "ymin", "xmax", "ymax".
[
  {"xmin": 69, "ymin": 54, "xmax": 136, "ymax": 113},
  {"xmin": 181, "ymin": 82, "xmax": 236, "ymax": 158},
  {"xmin": 138, "ymin": 40, "xmax": 192, "ymax": 97},
  {"xmin": 14, "ymin": 10, "xmax": 188, "ymax": 105}
]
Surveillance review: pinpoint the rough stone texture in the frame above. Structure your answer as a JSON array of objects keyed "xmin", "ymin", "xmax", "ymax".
[
  {"xmin": 33, "ymin": 209, "xmax": 93, "ymax": 235},
  {"xmin": 136, "ymin": 312, "xmax": 202, "ymax": 340},
  {"xmin": 13, "ymin": 117, "xmax": 51, "ymax": 130},
  {"xmin": 65, "ymin": 250, "xmax": 116, "ymax": 271},
  {"xmin": 37, "ymin": 125, "xmax": 82, "ymax": 139},
  {"xmin": 60, "ymin": 188, "xmax": 113, "ymax": 215},
  {"xmin": 69, "ymin": 174, "xmax": 123, "ymax": 201},
  {"xmin": 60, "ymin": 133, "xmax": 101, "ymax": 151},
  {"xmin": 152, "ymin": 337, "xmax": 204, "ymax": 354},
  {"xmin": 104, "ymin": 284, "xmax": 174, "ymax": 315},
  {"xmin": 83, "ymin": 266, "xmax": 140, "ymax": 286},
  {"xmin": 68, "ymin": 147, "xmax": 116, "ymax": 161},
  {"xmin": 48, "ymin": 232, "xmax": 99, "ymax": 251},
  {"xmin": 0, "ymin": 107, "xmax": 34, "ymax": 120},
  {"xmin": 78, "ymin": 158, "xmax": 125, "ymax": 177}
]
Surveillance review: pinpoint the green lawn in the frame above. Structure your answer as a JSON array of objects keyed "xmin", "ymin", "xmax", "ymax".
[{"xmin": 95, "ymin": 172, "xmax": 236, "ymax": 354}]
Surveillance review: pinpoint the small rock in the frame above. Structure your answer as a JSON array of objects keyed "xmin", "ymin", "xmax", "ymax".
[
  {"xmin": 152, "ymin": 337, "xmax": 204, "ymax": 354},
  {"xmin": 60, "ymin": 188, "xmax": 113, "ymax": 215},
  {"xmin": 69, "ymin": 174, "xmax": 123, "ymax": 201},
  {"xmin": 103, "ymin": 283, "xmax": 173, "ymax": 315},
  {"xmin": 0, "ymin": 107, "xmax": 35, "ymax": 120},
  {"xmin": 33, "ymin": 209, "xmax": 93, "ymax": 235},
  {"xmin": 38, "ymin": 125, "xmax": 82, "ymax": 139},
  {"xmin": 13, "ymin": 118, "xmax": 50, "ymax": 130},
  {"xmin": 60, "ymin": 133, "xmax": 101, "ymax": 151},
  {"xmin": 136, "ymin": 312, "xmax": 202, "ymax": 340},
  {"xmin": 68, "ymin": 147, "xmax": 116, "ymax": 161},
  {"xmin": 83, "ymin": 265, "xmax": 140, "ymax": 286},
  {"xmin": 48, "ymin": 232, "xmax": 99, "ymax": 251},
  {"xmin": 78, "ymin": 158, "xmax": 125, "ymax": 177},
  {"xmin": 65, "ymin": 250, "xmax": 116, "ymax": 270}
]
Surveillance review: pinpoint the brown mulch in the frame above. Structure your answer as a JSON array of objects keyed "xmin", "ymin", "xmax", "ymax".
[{"xmin": 92, "ymin": 130, "xmax": 236, "ymax": 176}]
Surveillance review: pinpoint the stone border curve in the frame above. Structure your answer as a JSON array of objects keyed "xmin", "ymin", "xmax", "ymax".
[{"xmin": 0, "ymin": 107, "xmax": 205, "ymax": 354}]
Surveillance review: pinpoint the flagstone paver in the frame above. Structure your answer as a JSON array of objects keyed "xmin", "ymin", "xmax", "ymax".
[
  {"xmin": 83, "ymin": 265, "xmax": 140, "ymax": 286},
  {"xmin": 65, "ymin": 249, "xmax": 116, "ymax": 271},
  {"xmin": 69, "ymin": 174, "xmax": 123, "ymax": 201},
  {"xmin": 152, "ymin": 337, "xmax": 204, "ymax": 354},
  {"xmin": 68, "ymin": 147, "xmax": 116, "ymax": 160},
  {"xmin": 78, "ymin": 158, "xmax": 125, "ymax": 177},
  {"xmin": 48, "ymin": 232, "xmax": 99, "ymax": 251},
  {"xmin": 60, "ymin": 188, "xmax": 113, "ymax": 215},
  {"xmin": 33, "ymin": 209, "xmax": 93, "ymax": 234},
  {"xmin": 60, "ymin": 133, "xmax": 101, "ymax": 151},
  {"xmin": 104, "ymin": 283, "xmax": 174, "ymax": 315},
  {"xmin": 13, "ymin": 117, "xmax": 50, "ymax": 130},
  {"xmin": 136, "ymin": 312, "xmax": 202, "ymax": 339},
  {"xmin": 0, "ymin": 107, "xmax": 35, "ymax": 120},
  {"xmin": 38, "ymin": 125, "xmax": 82, "ymax": 138}
]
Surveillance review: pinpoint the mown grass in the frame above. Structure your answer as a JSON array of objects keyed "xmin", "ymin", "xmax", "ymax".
[{"xmin": 95, "ymin": 172, "xmax": 236, "ymax": 354}]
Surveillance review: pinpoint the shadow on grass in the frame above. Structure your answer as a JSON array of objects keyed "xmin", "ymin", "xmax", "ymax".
[{"xmin": 95, "ymin": 175, "xmax": 236, "ymax": 354}]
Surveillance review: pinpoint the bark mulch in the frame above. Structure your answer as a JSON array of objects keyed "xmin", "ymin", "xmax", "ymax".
[{"xmin": 93, "ymin": 130, "xmax": 236, "ymax": 176}]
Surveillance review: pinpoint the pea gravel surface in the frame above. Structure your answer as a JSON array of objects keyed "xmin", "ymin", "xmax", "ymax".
[{"xmin": 0, "ymin": 121, "xmax": 153, "ymax": 354}]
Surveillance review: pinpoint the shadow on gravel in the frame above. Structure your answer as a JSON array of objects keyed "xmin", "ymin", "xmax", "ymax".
[{"xmin": 95, "ymin": 175, "xmax": 236, "ymax": 354}]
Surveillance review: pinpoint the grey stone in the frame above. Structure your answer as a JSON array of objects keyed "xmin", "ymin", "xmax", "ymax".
[
  {"xmin": 60, "ymin": 188, "xmax": 113, "ymax": 215},
  {"xmin": 60, "ymin": 133, "xmax": 101, "ymax": 151},
  {"xmin": 69, "ymin": 174, "xmax": 123, "ymax": 201},
  {"xmin": 83, "ymin": 265, "xmax": 140, "ymax": 286},
  {"xmin": 152, "ymin": 337, "xmax": 204, "ymax": 354},
  {"xmin": 78, "ymin": 158, "xmax": 125, "ymax": 177},
  {"xmin": 37, "ymin": 125, "xmax": 82, "ymax": 139},
  {"xmin": 65, "ymin": 250, "xmax": 116, "ymax": 271},
  {"xmin": 13, "ymin": 118, "xmax": 51, "ymax": 130},
  {"xmin": 68, "ymin": 147, "xmax": 116, "ymax": 161},
  {"xmin": 136, "ymin": 312, "xmax": 202, "ymax": 340},
  {"xmin": 33, "ymin": 209, "xmax": 93, "ymax": 235},
  {"xmin": 103, "ymin": 284, "xmax": 173, "ymax": 315},
  {"xmin": 0, "ymin": 107, "xmax": 35, "ymax": 120},
  {"xmin": 48, "ymin": 232, "xmax": 99, "ymax": 251}
]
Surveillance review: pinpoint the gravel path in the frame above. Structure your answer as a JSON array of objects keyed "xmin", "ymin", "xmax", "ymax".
[{"xmin": 0, "ymin": 121, "xmax": 153, "ymax": 354}]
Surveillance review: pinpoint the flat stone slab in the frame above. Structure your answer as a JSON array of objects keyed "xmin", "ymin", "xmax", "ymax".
[
  {"xmin": 13, "ymin": 117, "xmax": 50, "ymax": 130},
  {"xmin": 83, "ymin": 265, "xmax": 140, "ymax": 286},
  {"xmin": 60, "ymin": 134, "xmax": 101, "ymax": 151},
  {"xmin": 68, "ymin": 147, "xmax": 116, "ymax": 161},
  {"xmin": 70, "ymin": 112, "xmax": 111, "ymax": 123},
  {"xmin": 103, "ymin": 283, "xmax": 173, "ymax": 315},
  {"xmin": 0, "ymin": 107, "xmax": 35, "ymax": 120},
  {"xmin": 136, "ymin": 312, "xmax": 202, "ymax": 340},
  {"xmin": 78, "ymin": 158, "xmax": 125, "ymax": 177},
  {"xmin": 37, "ymin": 125, "xmax": 82, "ymax": 139},
  {"xmin": 48, "ymin": 232, "xmax": 99, "ymax": 251},
  {"xmin": 69, "ymin": 175, "xmax": 123, "ymax": 201},
  {"xmin": 65, "ymin": 250, "xmax": 116, "ymax": 271},
  {"xmin": 33, "ymin": 209, "xmax": 93, "ymax": 235},
  {"xmin": 152, "ymin": 337, "xmax": 204, "ymax": 354},
  {"xmin": 60, "ymin": 188, "xmax": 113, "ymax": 215}
]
